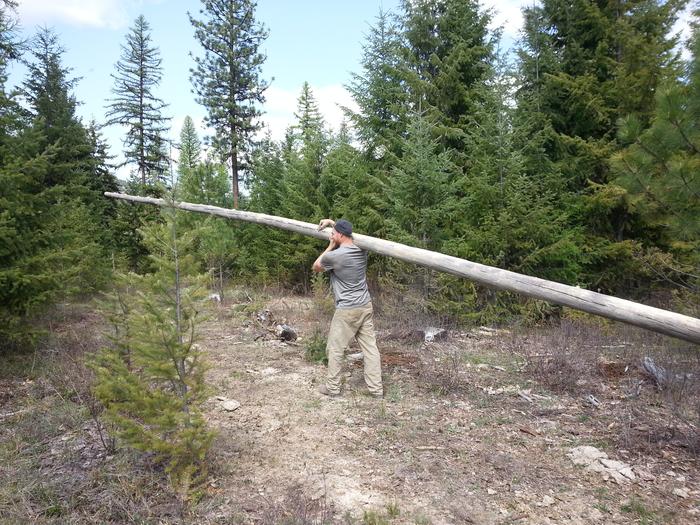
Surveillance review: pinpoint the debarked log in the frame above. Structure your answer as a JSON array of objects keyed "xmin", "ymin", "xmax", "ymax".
[{"xmin": 104, "ymin": 192, "xmax": 700, "ymax": 344}]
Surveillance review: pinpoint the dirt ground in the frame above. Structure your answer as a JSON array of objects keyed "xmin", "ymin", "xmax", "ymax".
[
  {"xmin": 194, "ymin": 294, "xmax": 700, "ymax": 524},
  {"xmin": 1, "ymin": 292, "xmax": 699, "ymax": 524}
]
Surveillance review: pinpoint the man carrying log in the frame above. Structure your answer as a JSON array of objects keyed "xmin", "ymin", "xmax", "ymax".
[{"xmin": 312, "ymin": 219, "xmax": 383, "ymax": 398}]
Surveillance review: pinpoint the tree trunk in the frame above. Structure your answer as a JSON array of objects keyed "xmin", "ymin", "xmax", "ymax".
[
  {"xmin": 231, "ymin": 149, "xmax": 238, "ymax": 209},
  {"xmin": 105, "ymin": 192, "xmax": 700, "ymax": 344}
]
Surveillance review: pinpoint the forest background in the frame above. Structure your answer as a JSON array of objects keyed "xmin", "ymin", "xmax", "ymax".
[{"xmin": 2, "ymin": 0, "xmax": 699, "ymax": 346}]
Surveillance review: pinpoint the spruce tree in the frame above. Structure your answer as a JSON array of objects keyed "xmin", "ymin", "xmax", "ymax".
[
  {"xmin": 345, "ymin": 8, "xmax": 407, "ymax": 163},
  {"xmin": 106, "ymin": 15, "xmax": 170, "ymax": 184},
  {"xmin": 1, "ymin": 25, "xmax": 111, "ymax": 346},
  {"xmin": 319, "ymin": 125, "xmax": 383, "ymax": 235},
  {"xmin": 399, "ymin": 0, "xmax": 495, "ymax": 152},
  {"xmin": 189, "ymin": 0, "xmax": 269, "ymax": 209},
  {"xmin": 22, "ymin": 27, "xmax": 91, "ymax": 189},
  {"xmin": 516, "ymin": 0, "xmax": 687, "ymax": 292},
  {"xmin": 387, "ymin": 112, "xmax": 456, "ymax": 251}
]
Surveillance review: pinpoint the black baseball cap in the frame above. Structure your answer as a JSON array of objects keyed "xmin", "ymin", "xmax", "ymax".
[{"xmin": 334, "ymin": 219, "xmax": 353, "ymax": 237}]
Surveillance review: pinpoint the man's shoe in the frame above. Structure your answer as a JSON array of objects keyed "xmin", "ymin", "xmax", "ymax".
[
  {"xmin": 318, "ymin": 384, "xmax": 341, "ymax": 397},
  {"xmin": 370, "ymin": 391, "xmax": 383, "ymax": 399}
]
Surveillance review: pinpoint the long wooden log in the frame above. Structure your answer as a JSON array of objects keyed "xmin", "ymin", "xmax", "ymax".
[{"xmin": 105, "ymin": 192, "xmax": 700, "ymax": 344}]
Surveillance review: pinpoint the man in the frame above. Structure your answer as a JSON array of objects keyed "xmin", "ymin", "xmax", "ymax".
[{"xmin": 312, "ymin": 218, "xmax": 383, "ymax": 398}]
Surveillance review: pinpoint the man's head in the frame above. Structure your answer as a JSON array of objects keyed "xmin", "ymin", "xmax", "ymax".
[{"xmin": 333, "ymin": 219, "xmax": 353, "ymax": 238}]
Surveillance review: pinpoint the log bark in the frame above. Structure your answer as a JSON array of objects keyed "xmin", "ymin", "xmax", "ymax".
[{"xmin": 104, "ymin": 192, "xmax": 700, "ymax": 344}]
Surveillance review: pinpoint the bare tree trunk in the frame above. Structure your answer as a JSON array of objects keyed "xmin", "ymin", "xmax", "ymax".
[
  {"xmin": 104, "ymin": 192, "xmax": 700, "ymax": 344},
  {"xmin": 231, "ymin": 149, "xmax": 239, "ymax": 209}
]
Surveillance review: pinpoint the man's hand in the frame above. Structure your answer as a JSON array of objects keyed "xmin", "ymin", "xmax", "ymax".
[{"xmin": 318, "ymin": 218, "xmax": 335, "ymax": 231}]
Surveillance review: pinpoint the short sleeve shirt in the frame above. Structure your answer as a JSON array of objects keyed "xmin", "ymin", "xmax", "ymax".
[{"xmin": 320, "ymin": 244, "xmax": 371, "ymax": 309}]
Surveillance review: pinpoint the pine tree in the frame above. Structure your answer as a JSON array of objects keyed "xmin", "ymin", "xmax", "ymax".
[
  {"xmin": 190, "ymin": 0, "xmax": 269, "ymax": 209},
  {"xmin": 92, "ymin": 200, "xmax": 215, "ymax": 497},
  {"xmin": 106, "ymin": 15, "xmax": 170, "ymax": 184},
  {"xmin": 612, "ymin": 9, "xmax": 700, "ymax": 294}
]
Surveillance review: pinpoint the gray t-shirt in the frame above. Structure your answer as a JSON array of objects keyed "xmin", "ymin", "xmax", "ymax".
[{"xmin": 320, "ymin": 244, "xmax": 371, "ymax": 309}]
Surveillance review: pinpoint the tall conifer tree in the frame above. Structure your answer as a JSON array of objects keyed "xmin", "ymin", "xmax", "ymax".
[
  {"xmin": 612, "ymin": 9, "xmax": 700, "ymax": 294},
  {"xmin": 399, "ymin": 0, "xmax": 495, "ymax": 152},
  {"xmin": 516, "ymin": 0, "xmax": 687, "ymax": 291},
  {"xmin": 190, "ymin": 0, "xmax": 269, "ymax": 209},
  {"xmin": 106, "ymin": 15, "xmax": 170, "ymax": 184},
  {"xmin": 93, "ymin": 201, "xmax": 214, "ymax": 496},
  {"xmin": 345, "ymin": 9, "xmax": 407, "ymax": 163}
]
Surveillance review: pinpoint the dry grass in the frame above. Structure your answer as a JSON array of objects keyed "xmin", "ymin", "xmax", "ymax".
[
  {"xmin": 0, "ymin": 302, "xmax": 187, "ymax": 524},
  {"xmin": 258, "ymin": 485, "xmax": 335, "ymax": 525},
  {"xmin": 415, "ymin": 343, "xmax": 471, "ymax": 396},
  {"xmin": 510, "ymin": 314, "xmax": 700, "ymax": 457}
]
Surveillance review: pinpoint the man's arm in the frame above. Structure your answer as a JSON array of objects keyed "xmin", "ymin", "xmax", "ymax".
[{"xmin": 312, "ymin": 238, "xmax": 337, "ymax": 273}]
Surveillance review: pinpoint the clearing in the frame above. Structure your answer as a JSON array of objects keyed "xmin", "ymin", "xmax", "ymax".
[{"xmin": 1, "ymin": 290, "xmax": 699, "ymax": 524}]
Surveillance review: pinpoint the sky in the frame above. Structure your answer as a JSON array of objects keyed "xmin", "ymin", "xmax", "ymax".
[{"xmin": 8, "ymin": 0, "xmax": 694, "ymax": 178}]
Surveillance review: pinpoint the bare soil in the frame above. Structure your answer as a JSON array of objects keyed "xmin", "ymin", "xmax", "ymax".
[
  {"xmin": 1, "ymin": 292, "xmax": 699, "ymax": 524},
  {"xmin": 195, "ymin": 294, "xmax": 700, "ymax": 524}
]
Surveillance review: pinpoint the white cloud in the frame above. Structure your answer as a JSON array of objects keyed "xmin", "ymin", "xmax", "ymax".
[
  {"xmin": 484, "ymin": 0, "xmax": 526, "ymax": 40},
  {"xmin": 18, "ymin": 0, "xmax": 154, "ymax": 29}
]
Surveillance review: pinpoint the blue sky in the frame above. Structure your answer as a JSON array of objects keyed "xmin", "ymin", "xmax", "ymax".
[{"xmin": 9, "ymin": 0, "xmax": 693, "ymax": 178}]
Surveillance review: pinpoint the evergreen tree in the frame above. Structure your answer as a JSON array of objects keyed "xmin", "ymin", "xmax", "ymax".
[
  {"xmin": 319, "ymin": 124, "xmax": 384, "ymax": 235},
  {"xmin": 92, "ymin": 200, "xmax": 215, "ymax": 497},
  {"xmin": 344, "ymin": 8, "xmax": 407, "ymax": 163},
  {"xmin": 239, "ymin": 136, "xmax": 289, "ymax": 283},
  {"xmin": 178, "ymin": 115, "xmax": 200, "ymax": 175},
  {"xmin": 22, "ymin": 27, "xmax": 90, "ymax": 188},
  {"xmin": 0, "ymin": 2, "xmax": 20, "ymax": 77},
  {"xmin": 173, "ymin": 117, "xmax": 233, "ymax": 295},
  {"xmin": 1, "ymin": 24, "xmax": 112, "ymax": 347},
  {"xmin": 288, "ymin": 82, "xmax": 327, "ymax": 210},
  {"xmin": 179, "ymin": 157, "xmax": 230, "ymax": 207},
  {"xmin": 516, "ymin": 0, "xmax": 687, "ymax": 292},
  {"xmin": 190, "ymin": 0, "xmax": 269, "ymax": 209},
  {"xmin": 277, "ymin": 83, "xmax": 327, "ymax": 223},
  {"xmin": 612, "ymin": 9, "xmax": 700, "ymax": 294},
  {"xmin": 111, "ymin": 177, "xmax": 165, "ymax": 272},
  {"xmin": 387, "ymin": 112, "xmax": 456, "ymax": 251},
  {"xmin": 84, "ymin": 122, "xmax": 120, "ymax": 250},
  {"xmin": 399, "ymin": 0, "xmax": 495, "ymax": 152},
  {"xmin": 0, "ymin": 126, "xmax": 54, "ymax": 347},
  {"xmin": 106, "ymin": 15, "xmax": 170, "ymax": 184}
]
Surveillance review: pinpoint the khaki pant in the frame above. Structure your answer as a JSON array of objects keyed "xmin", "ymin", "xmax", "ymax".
[{"xmin": 326, "ymin": 302, "xmax": 382, "ymax": 396}]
